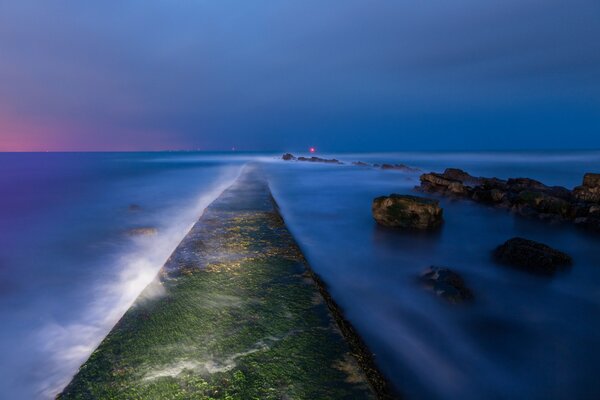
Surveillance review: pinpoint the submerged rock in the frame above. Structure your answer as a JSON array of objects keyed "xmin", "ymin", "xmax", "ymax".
[
  {"xmin": 352, "ymin": 161, "xmax": 370, "ymax": 167},
  {"xmin": 380, "ymin": 163, "xmax": 420, "ymax": 172},
  {"xmin": 372, "ymin": 194, "xmax": 443, "ymax": 229},
  {"xmin": 493, "ymin": 237, "xmax": 572, "ymax": 275},
  {"xmin": 127, "ymin": 227, "xmax": 158, "ymax": 236},
  {"xmin": 420, "ymin": 267, "xmax": 473, "ymax": 303},
  {"xmin": 128, "ymin": 204, "xmax": 142, "ymax": 212}
]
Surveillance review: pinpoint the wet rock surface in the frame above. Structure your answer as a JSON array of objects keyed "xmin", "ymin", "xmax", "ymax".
[
  {"xmin": 61, "ymin": 167, "xmax": 393, "ymax": 400},
  {"xmin": 418, "ymin": 168, "xmax": 600, "ymax": 231},
  {"xmin": 573, "ymin": 173, "xmax": 600, "ymax": 203},
  {"xmin": 420, "ymin": 267, "xmax": 473, "ymax": 304},
  {"xmin": 372, "ymin": 194, "xmax": 443, "ymax": 230},
  {"xmin": 493, "ymin": 237, "xmax": 572, "ymax": 275}
]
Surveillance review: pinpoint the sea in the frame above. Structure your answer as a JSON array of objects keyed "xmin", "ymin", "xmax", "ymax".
[{"xmin": 1, "ymin": 151, "xmax": 600, "ymax": 399}]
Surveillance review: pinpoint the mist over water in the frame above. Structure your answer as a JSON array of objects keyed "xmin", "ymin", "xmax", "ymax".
[
  {"xmin": 1, "ymin": 151, "xmax": 600, "ymax": 399},
  {"xmin": 267, "ymin": 151, "xmax": 600, "ymax": 400},
  {"xmin": 0, "ymin": 153, "xmax": 244, "ymax": 399}
]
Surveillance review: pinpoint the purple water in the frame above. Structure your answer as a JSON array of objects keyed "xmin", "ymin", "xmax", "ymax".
[{"xmin": 2, "ymin": 151, "xmax": 600, "ymax": 399}]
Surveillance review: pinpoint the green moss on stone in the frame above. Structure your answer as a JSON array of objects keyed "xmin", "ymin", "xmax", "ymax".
[{"xmin": 59, "ymin": 168, "xmax": 376, "ymax": 400}]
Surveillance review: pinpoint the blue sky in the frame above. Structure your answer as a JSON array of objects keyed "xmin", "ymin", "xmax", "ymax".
[{"xmin": 0, "ymin": 0, "xmax": 599, "ymax": 151}]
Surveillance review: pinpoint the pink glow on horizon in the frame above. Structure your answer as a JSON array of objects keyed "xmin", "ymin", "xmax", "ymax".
[{"xmin": 0, "ymin": 116, "xmax": 187, "ymax": 152}]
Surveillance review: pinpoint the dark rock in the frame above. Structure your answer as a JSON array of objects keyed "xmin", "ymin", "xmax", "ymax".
[
  {"xmin": 416, "ymin": 168, "xmax": 600, "ymax": 231},
  {"xmin": 513, "ymin": 190, "xmax": 572, "ymax": 217},
  {"xmin": 128, "ymin": 204, "xmax": 142, "ymax": 212},
  {"xmin": 372, "ymin": 194, "xmax": 443, "ymax": 229},
  {"xmin": 584, "ymin": 173, "xmax": 600, "ymax": 187},
  {"xmin": 296, "ymin": 156, "xmax": 342, "ymax": 164},
  {"xmin": 443, "ymin": 168, "xmax": 481, "ymax": 184},
  {"xmin": 381, "ymin": 163, "xmax": 420, "ymax": 172},
  {"xmin": 420, "ymin": 172, "xmax": 470, "ymax": 196},
  {"xmin": 352, "ymin": 161, "xmax": 370, "ymax": 167},
  {"xmin": 573, "ymin": 173, "xmax": 600, "ymax": 203},
  {"xmin": 506, "ymin": 178, "xmax": 547, "ymax": 192},
  {"xmin": 493, "ymin": 237, "xmax": 572, "ymax": 275},
  {"xmin": 282, "ymin": 153, "xmax": 296, "ymax": 161},
  {"xmin": 472, "ymin": 187, "xmax": 505, "ymax": 204},
  {"xmin": 420, "ymin": 267, "xmax": 473, "ymax": 303}
]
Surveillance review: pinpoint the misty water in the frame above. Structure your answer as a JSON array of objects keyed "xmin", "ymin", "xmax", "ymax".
[{"xmin": 2, "ymin": 151, "xmax": 600, "ymax": 399}]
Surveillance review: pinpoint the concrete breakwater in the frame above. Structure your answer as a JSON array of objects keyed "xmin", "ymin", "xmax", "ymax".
[{"xmin": 59, "ymin": 166, "xmax": 396, "ymax": 400}]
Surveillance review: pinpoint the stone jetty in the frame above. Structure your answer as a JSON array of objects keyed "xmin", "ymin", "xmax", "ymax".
[{"xmin": 59, "ymin": 166, "xmax": 397, "ymax": 400}]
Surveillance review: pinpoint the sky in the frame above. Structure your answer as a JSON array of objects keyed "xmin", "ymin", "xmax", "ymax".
[{"xmin": 0, "ymin": 0, "xmax": 599, "ymax": 152}]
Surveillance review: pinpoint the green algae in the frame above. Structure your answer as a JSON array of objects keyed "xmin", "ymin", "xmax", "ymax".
[{"xmin": 58, "ymin": 167, "xmax": 381, "ymax": 400}]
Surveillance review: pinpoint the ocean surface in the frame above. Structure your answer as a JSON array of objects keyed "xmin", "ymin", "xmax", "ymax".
[{"xmin": 1, "ymin": 151, "xmax": 600, "ymax": 399}]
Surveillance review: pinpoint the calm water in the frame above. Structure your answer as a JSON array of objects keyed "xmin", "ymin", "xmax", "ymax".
[{"xmin": 2, "ymin": 151, "xmax": 600, "ymax": 399}]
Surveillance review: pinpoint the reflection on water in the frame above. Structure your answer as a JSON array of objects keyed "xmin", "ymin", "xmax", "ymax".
[{"xmin": 2, "ymin": 151, "xmax": 600, "ymax": 399}]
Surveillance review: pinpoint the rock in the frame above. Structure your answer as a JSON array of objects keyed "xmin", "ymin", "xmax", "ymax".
[
  {"xmin": 416, "ymin": 168, "xmax": 600, "ymax": 230},
  {"xmin": 514, "ymin": 190, "xmax": 572, "ymax": 217},
  {"xmin": 420, "ymin": 267, "xmax": 473, "ymax": 304},
  {"xmin": 352, "ymin": 161, "xmax": 370, "ymax": 167},
  {"xmin": 584, "ymin": 173, "xmax": 600, "ymax": 187},
  {"xmin": 281, "ymin": 153, "xmax": 343, "ymax": 164},
  {"xmin": 443, "ymin": 168, "xmax": 481, "ymax": 184},
  {"xmin": 127, "ymin": 227, "xmax": 158, "ymax": 237},
  {"xmin": 128, "ymin": 204, "xmax": 142, "ymax": 212},
  {"xmin": 297, "ymin": 156, "xmax": 342, "ymax": 164},
  {"xmin": 472, "ymin": 187, "xmax": 505, "ymax": 204},
  {"xmin": 420, "ymin": 172, "xmax": 469, "ymax": 196},
  {"xmin": 573, "ymin": 173, "xmax": 600, "ymax": 203},
  {"xmin": 381, "ymin": 163, "xmax": 420, "ymax": 172},
  {"xmin": 493, "ymin": 237, "xmax": 572, "ymax": 275},
  {"xmin": 372, "ymin": 194, "xmax": 443, "ymax": 229}
]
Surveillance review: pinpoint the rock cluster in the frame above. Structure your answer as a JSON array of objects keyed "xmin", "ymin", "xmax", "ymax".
[
  {"xmin": 493, "ymin": 237, "xmax": 572, "ymax": 275},
  {"xmin": 282, "ymin": 153, "xmax": 420, "ymax": 172},
  {"xmin": 418, "ymin": 168, "xmax": 600, "ymax": 231},
  {"xmin": 420, "ymin": 267, "xmax": 473, "ymax": 303},
  {"xmin": 281, "ymin": 153, "xmax": 342, "ymax": 164},
  {"xmin": 372, "ymin": 194, "xmax": 443, "ymax": 229}
]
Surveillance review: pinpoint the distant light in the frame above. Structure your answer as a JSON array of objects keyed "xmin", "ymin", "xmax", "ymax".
[
  {"xmin": 309, "ymin": 147, "xmax": 316, "ymax": 153},
  {"xmin": 231, "ymin": 146, "xmax": 236, "ymax": 151}
]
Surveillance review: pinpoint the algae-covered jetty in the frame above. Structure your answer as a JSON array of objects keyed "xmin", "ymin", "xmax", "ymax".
[{"xmin": 59, "ymin": 166, "xmax": 396, "ymax": 400}]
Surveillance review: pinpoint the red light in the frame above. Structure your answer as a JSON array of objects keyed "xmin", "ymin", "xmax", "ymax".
[{"xmin": 309, "ymin": 147, "xmax": 316, "ymax": 153}]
